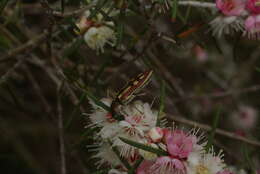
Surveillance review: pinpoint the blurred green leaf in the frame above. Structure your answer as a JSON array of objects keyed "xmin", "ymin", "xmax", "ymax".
[
  {"xmin": 206, "ymin": 106, "xmax": 221, "ymax": 152},
  {"xmin": 0, "ymin": 34, "xmax": 11, "ymax": 50},
  {"xmin": 171, "ymin": 0, "xmax": 178, "ymax": 21},
  {"xmin": 129, "ymin": 157, "xmax": 143, "ymax": 174},
  {"xmin": 62, "ymin": 38, "xmax": 84, "ymax": 58},
  {"xmin": 255, "ymin": 67, "xmax": 260, "ymax": 73},
  {"xmin": 91, "ymin": 56, "xmax": 111, "ymax": 86},
  {"xmin": 0, "ymin": 0, "xmax": 8, "ymax": 15},
  {"xmin": 184, "ymin": 5, "xmax": 192, "ymax": 24},
  {"xmin": 242, "ymin": 144, "xmax": 255, "ymax": 173},
  {"xmin": 61, "ymin": 0, "xmax": 65, "ymax": 13},
  {"xmin": 92, "ymin": 170, "xmax": 109, "ymax": 174},
  {"xmin": 232, "ymin": 33, "xmax": 242, "ymax": 62},
  {"xmin": 89, "ymin": 0, "xmax": 108, "ymax": 18},
  {"xmin": 65, "ymin": 93, "xmax": 87, "ymax": 130},
  {"xmin": 71, "ymin": 126, "xmax": 99, "ymax": 148},
  {"xmin": 116, "ymin": 10, "xmax": 125, "ymax": 47},
  {"xmin": 157, "ymin": 80, "xmax": 165, "ymax": 126}
]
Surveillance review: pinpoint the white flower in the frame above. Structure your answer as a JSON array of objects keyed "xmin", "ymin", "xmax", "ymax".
[
  {"xmin": 230, "ymin": 105, "xmax": 258, "ymax": 130},
  {"xmin": 88, "ymin": 97, "xmax": 113, "ymax": 127},
  {"xmin": 210, "ymin": 15, "xmax": 244, "ymax": 37},
  {"xmin": 99, "ymin": 122, "xmax": 121, "ymax": 139},
  {"xmin": 112, "ymin": 134, "xmax": 142, "ymax": 158},
  {"xmin": 187, "ymin": 151, "xmax": 202, "ymax": 168},
  {"xmin": 91, "ymin": 142, "xmax": 122, "ymax": 167},
  {"xmin": 108, "ymin": 169, "xmax": 127, "ymax": 174},
  {"xmin": 88, "ymin": 97, "xmax": 121, "ymax": 139},
  {"xmin": 228, "ymin": 166, "xmax": 247, "ymax": 174},
  {"xmin": 84, "ymin": 26, "xmax": 116, "ymax": 52},
  {"xmin": 112, "ymin": 100, "xmax": 158, "ymax": 158},
  {"xmin": 75, "ymin": 9, "xmax": 118, "ymax": 52},
  {"xmin": 88, "ymin": 98, "xmax": 159, "ymax": 160},
  {"xmin": 186, "ymin": 131, "xmax": 206, "ymax": 174},
  {"xmin": 201, "ymin": 152, "xmax": 225, "ymax": 174},
  {"xmin": 120, "ymin": 100, "xmax": 158, "ymax": 132},
  {"xmin": 187, "ymin": 148, "xmax": 225, "ymax": 174}
]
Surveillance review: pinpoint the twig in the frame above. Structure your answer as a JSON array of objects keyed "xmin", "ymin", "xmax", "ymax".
[
  {"xmin": 0, "ymin": 3, "xmax": 95, "ymax": 63},
  {"xmin": 22, "ymin": 64, "xmax": 53, "ymax": 117},
  {"xmin": 0, "ymin": 24, "xmax": 21, "ymax": 45},
  {"xmin": 168, "ymin": 114, "xmax": 260, "ymax": 147},
  {"xmin": 55, "ymin": 4, "xmax": 95, "ymax": 18},
  {"xmin": 0, "ymin": 118, "xmax": 47, "ymax": 174},
  {"xmin": 0, "ymin": 57, "xmax": 25, "ymax": 84},
  {"xmin": 27, "ymin": 55, "xmax": 86, "ymax": 113},
  {"xmin": 57, "ymin": 86, "xmax": 67, "ymax": 174},
  {"xmin": 175, "ymin": 84, "xmax": 260, "ymax": 102},
  {"xmin": 146, "ymin": 49, "xmax": 185, "ymax": 97},
  {"xmin": 25, "ymin": 56, "xmax": 89, "ymax": 172},
  {"xmin": 204, "ymin": 70, "xmax": 229, "ymax": 90},
  {"xmin": 0, "ymin": 30, "xmax": 49, "ymax": 62}
]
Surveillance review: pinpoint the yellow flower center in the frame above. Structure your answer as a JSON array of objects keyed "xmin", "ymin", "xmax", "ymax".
[
  {"xmin": 196, "ymin": 165, "xmax": 210, "ymax": 174},
  {"xmin": 255, "ymin": 0, "xmax": 260, "ymax": 6}
]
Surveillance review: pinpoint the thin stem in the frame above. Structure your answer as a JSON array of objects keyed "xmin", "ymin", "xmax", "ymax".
[
  {"xmin": 168, "ymin": 114, "xmax": 260, "ymax": 147},
  {"xmin": 175, "ymin": 84, "xmax": 260, "ymax": 102},
  {"xmin": 178, "ymin": 1, "xmax": 216, "ymax": 8},
  {"xmin": 57, "ymin": 86, "xmax": 67, "ymax": 174}
]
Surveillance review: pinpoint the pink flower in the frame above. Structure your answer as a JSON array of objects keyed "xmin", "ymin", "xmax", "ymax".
[
  {"xmin": 136, "ymin": 160, "xmax": 154, "ymax": 174},
  {"xmin": 246, "ymin": 0, "xmax": 260, "ymax": 14},
  {"xmin": 230, "ymin": 104, "xmax": 258, "ymax": 129},
  {"xmin": 217, "ymin": 170, "xmax": 234, "ymax": 174},
  {"xmin": 151, "ymin": 156, "xmax": 185, "ymax": 174},
  {"xmin": 216, "ymin": 0, "xmax": 246, "ymax": 16},
  {"xmin": 136, "ymin": 157, "xmax": 185, "ymax": 174},
  {"xmin": 192, "ymin": 45, "xmax": 208, "ymax": 63},
  {"xmin": 245, "ymin": 15, "xmax": 260, "ymax": 39},
  {"xmin": 165, "ymin": 130, "xmax": 195, "ymax": 159}
]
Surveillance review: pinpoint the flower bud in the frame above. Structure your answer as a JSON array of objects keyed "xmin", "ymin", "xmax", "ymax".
[
  {"xmin": 148, "ymin": 127, "xmax": 164, "ymax": 143},
  {"xmin": 74, "ymin": 11, "xmax": 94, "ymax": 35}
]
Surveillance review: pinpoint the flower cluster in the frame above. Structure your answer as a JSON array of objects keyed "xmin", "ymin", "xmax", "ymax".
[
  {"xmin": 136, "ymin": 128, "xmax": 227, "ymax": 174},
  {"xmin": 211, "ymin": 0, "xmax": 260, "ymax": 39},
  {"xmin": 75, "ymin": 10, "xmax": 117, "ymax": 52},
  {"xmin": 87, "ymin": 97, "xmax": 232, "ymax": 174},
  {"xmin": 88, "ymin": 98, "xmax": 159, "ymax": 167}
]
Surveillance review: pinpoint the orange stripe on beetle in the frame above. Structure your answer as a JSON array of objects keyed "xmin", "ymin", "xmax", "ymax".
[
  {"xmin": 117, "ymin": 70, "xmax": 153, "ymax": 104},
  {"xmin": 110, "ymin": 69, "xmax": 153, "ymax": 119}
]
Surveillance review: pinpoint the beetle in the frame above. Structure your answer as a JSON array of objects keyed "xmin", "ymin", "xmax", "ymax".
[{"xmin": 111, "ymin": 69, "xmax": 153, "ymax": 119}]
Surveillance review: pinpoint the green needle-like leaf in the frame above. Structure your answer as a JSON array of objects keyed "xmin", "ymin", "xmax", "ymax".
[
  {"xmin": 171, "ymin": 0, "xmax": 178, "ymax": 21},
  {"xmin": 84, "ymin": 90, "xmax": 124, "ymax": 120},
  {"xmin": 119, "ymin": 137, "xmax": 168, "ymax": 156}
]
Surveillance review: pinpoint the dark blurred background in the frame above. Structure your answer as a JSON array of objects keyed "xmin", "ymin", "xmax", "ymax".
[{"xmin": 0, "ymin": 0, "xmax": 260, "ymax": 173}]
